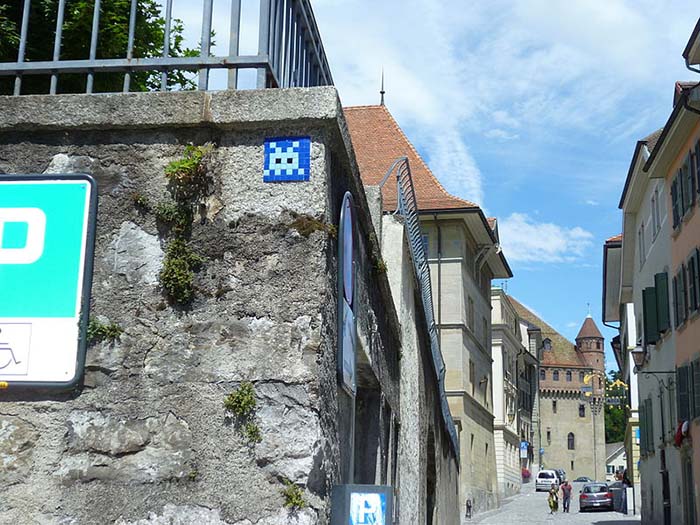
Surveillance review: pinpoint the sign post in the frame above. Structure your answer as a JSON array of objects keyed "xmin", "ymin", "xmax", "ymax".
[{"xmin": 0, "ymin": 174, "xmax": 97, "ymax": 390}]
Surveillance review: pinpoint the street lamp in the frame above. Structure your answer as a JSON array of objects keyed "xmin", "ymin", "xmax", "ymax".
[
  {"xmin": 631, "ymin": 346, "xmax": 646, "ymax": 370},
  {"xmin": 581, "ymin": 370, "xmax": 606, "ymax": 481}
]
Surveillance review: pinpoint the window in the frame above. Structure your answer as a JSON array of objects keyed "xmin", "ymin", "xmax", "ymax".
[
  {"xmin": 638, "ymin": 222, "xmax": 646, "ymax": 268},
  {"xmin": 655, "ymin": 272, "xmax": 671, "ymax": 333},
  {"xmin": 468, "ymin": 297, "xmax": 475, "ymax": 331},
  {"xmin": 692, "ymin": 360, "xmax": 700, "ymax": 420},
  {"xmin": 642, "ymin": 287, "xmax": 659, "ymax": 346},
  {"xmin": 566, "ymin": 371, "xmax": 572, "ymax": 382},
  {"xmin": 543, "ymin": 338, "xmax": 552, "ymax": 351},
  {"xmin": 553, "ymin": 371, "xmax": 559, "ymax": 381},
  {"xmin": 688, "ymin": 249, "xmax": 700, "ymax": 314},
  {"xmin": 579, "ymin": 404, "xmax": 586, "ymax": 418},
  {"xmin": 470, "ymin": 359, "xmax": 476, "ymax": 396},
  {"xmin": 599, "ymin": 378, "xmax": 603, "ymax": 389},
  {"xmin": 483, "ymin": 317, "xmax": 489, "ymax": 347},
  {"xmin": 652, "ymin": 186, "xmax": 661, "ymax": 238},
  {"xmin": 579, "ymin": 371, "xmax": 585, "ymax": 382},
  {"xmin": 567, "ymin": 432, "xmax": 575, "ymax": 450},
  {"xmin": 596, "ymin": 341, "xmax": 601, "ymax": 350},
  {"xmin": 607, "ymin": 465, "xmax": 615, "ymax": 474},
  {"xmin": 552, "ymin": 400, "xmax": 557, "ymax": 414},
  {"xmin": 540, "ymin": 369, "xmax": 546, "ymax": 381},
  {"xmin": 547, "ymin": 429, "xmax": 551, "ymax": 443},
  {"xmin": 421, "ymin": 234, "xmax": 429, "ymax": 255},
  {"xmin": 682, "ymin": 153, "xmax": 696, "ymax": 215},
  {"xmin": 672, "ymin": 173, "xmax": 684, "ymax": 229},
  {"xmin": 571, "ymin": 460, "xmax": 575, "ymax": 471},
  {"xmin": 673, "ymin": 266, "xmax": 689, "ymax": 327},
  {"xmin": 678, "ymin": 365, "xmax": 691, "ymax": 422}
]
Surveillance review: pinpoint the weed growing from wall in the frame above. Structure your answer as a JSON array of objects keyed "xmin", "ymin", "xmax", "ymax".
[
  {"xmin": 156, "ymin": 143, "xmax": 214, "ymax": 305},
  {"xmin": 287, "ymin": 212, "xmax": 337, "ymax": 239},
  {"xmin": 281, "ymin": 479, "xmax": 307, "ymax": 509},
  {"xmin": 87, "ymin": 319, "xmax": 123, "ymax": 344},
  {"xmin": 224, "ymin": 382, "xmax": 263, "ymax": 446}
]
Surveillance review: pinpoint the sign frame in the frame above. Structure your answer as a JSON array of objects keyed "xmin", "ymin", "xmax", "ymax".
[{"xmin": 0, "ymin": 173, "xmax": 98, "ymax": 392}]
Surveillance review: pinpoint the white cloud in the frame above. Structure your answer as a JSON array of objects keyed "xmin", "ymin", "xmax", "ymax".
[
  {"xmin": 498, "ymin": 213, "xmax": 594, "ymax": 263},
  {"xmin": 485, "ymin": 129, "xmax": 520, "ymax": 141},
  {"xmin": 585, "ymin": 200, "xmax": 599, "ymax": 206}
]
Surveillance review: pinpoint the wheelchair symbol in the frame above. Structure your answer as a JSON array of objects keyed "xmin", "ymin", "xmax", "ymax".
[{"xmin": 0, "ymin": 342, "xmax": 21, "ymax": 370}]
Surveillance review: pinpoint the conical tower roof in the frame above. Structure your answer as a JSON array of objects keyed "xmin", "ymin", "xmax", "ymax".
[{"xmin": 576, "ymin": 316, "xmax": 603, "ymax": 340}]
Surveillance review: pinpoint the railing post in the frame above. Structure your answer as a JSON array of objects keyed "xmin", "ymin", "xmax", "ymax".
[
  {"xmin": 123, "ymin": 0, "xmax": 138, "ymax": 92},
  {"xmin": 160, "ymin": 0, "xmax": 173, "ymax": 91},
  {"xmin": 50, "ymin": 0, "xmax": 67, "ymax": 94},
  {"xmin": 85, "ymin": 0, "xmax": 101, "ymax": 94},
  {"xmin": 14, "ymin": 0, "xmax": 31, "ymax": 96},
  {"xmin": 198, "ymin": 0, "xmax": 214, "ymax": 91},
  {"xmin": 227, "ymin": 0, "xmax": 242, "ymax": 89},
  {"xmin": 257, "ymin": 0, "xmax": 272, "ymax": 88}
]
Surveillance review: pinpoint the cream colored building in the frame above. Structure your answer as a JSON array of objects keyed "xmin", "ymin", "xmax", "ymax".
[
  {"xmin": 491, "ymin": 288, "xmax": 526, "ymax": 498},
  {"xmin": 343, "ymin": 103, "xmax": 512, "ymax": 516}
]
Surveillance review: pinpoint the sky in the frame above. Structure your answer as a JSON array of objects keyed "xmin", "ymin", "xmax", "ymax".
[{"xmin": 170, "ymin": 0, "xmax": 698, "ymax": 372}]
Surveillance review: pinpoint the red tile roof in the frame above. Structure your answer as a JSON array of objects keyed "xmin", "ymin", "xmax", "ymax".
[
  {"xmin": 576, "ymin": 317, "xmax": 603, "ymax": 340},
  {"xmin": 344, "ymin": 105, "xmax": 479, "ymax": 212},
  {"xmin": 605, "ymin": 234, "xmax": 622, "ymax": 243}
]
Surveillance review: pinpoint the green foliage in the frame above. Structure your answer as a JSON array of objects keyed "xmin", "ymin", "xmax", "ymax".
[
  {"xmin": 160, "ymin": 239, "xmax": 203, "ymax": 304},
  {"xmin": 187, "ymin": 470, "xmax": 198, "ymax": 481},
  {"xmin": 605, "ymin": 370, "xmax": 627, "ymax": 443},
  {"xmin": 131, "ymin": 192, "xmax": 150, "ymax": 210},
  {"xmin": 87, "ymin": 318, "xmax": 123, "ymax": 343},
  {"xmin": 375, "ymin": 259, "xmax": 387, "ymax": 273},
  {"xmin": 288, "ymin": 213, "xmax": 336, "ymax": 238},
  {"xmin": 164, "ymin": 144, "xmax": 213, "ymax": 201},
  {"xmin": 244, "ymin": 422, "xmax": 262, "ymax": 444},
  {"xmin": 0, "ymin": 0, "xmax": 198, "ymax": 95},
  {"xmin": 224, "ymin": 382, "xmax": 257, "ymax": 418},
  {"xmin": 282, "ymin": 479, "xmax": 306, "ymax": 510},
  {"xmin": 154, "ymin": 201, "xmax": 192, "ymax": 235}
]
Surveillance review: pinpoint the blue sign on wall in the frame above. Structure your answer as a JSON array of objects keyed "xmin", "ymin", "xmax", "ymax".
[
  {"xmin": 350, "ymin": 492, "xmax": 387, "ymax": 525},
  {"xmin": 0, "ymin": 175, "xmax": 97, "ymax": 389}
]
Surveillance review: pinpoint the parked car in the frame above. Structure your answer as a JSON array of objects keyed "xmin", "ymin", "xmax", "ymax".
[
  {"xmin": 579, "ymin": 482, "xmax": 614, "ymax": 511},
  {"xmin": 574, "ymin": 476, "xmax": 593, "ymax": 483},
  {"xmin": 535, "ymin": 470, "xmax": 559, "ymax": 492},
  {"xmin": 555, "ymin": 469, "xmax": 566, "ymax": 484}
]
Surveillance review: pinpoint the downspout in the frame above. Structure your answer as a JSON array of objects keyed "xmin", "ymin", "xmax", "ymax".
[{"xmin": 435, "ymin": 214, "xmax": 442, "ymax": 348}]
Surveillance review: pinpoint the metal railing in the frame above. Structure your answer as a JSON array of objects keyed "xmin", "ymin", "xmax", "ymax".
[
  {"xmin": 2, "ymin": 0, "xmax": 333, "ymax": 95},
  {"xmin": 380, "ymin": 157, "xmax": 460, "ymax": 458}
]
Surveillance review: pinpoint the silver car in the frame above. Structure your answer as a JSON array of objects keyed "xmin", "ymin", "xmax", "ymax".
[{"xmin": 579, "ymin": 483, "xmax": 613, "ymax": 511}]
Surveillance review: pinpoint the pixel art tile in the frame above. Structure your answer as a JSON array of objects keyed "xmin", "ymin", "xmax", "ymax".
[{"xmin": 263, "ymin": 137, "xmax": 311, "ymax": 182}]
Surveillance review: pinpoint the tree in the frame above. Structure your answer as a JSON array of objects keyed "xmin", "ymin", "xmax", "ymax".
[
  {"xmin": 0, "ymin": 0, "xmax": 197, "ymax": 95},
  {"xmin": 605, "ymin": 370, "xmax": 627, "ymax": 443}
]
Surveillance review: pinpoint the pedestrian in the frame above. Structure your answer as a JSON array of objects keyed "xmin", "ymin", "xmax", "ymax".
[
  {"xmin": 560, "ymin": 479, "xmax": 572, "ymax": 513},
  {"xmin": 547, "ymin": 483, "xmax": 559, "ymax": 514}
]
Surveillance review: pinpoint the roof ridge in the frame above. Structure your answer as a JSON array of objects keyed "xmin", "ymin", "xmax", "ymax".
[
  {"xmin": 343, "ymin": 104, "xmax": 384, "ymax": 111},
  {"xmin": 508, "ymin": 295, "xmax": 576, "ymax": 347},
  {"xmin": 376, "ymin": 105, "xmax": 478, "ymax": 209}
]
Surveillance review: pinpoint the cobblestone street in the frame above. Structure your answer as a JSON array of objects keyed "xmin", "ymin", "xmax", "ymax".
[{"xmin": 466, "ymin": 483, "xmax": 641, "ymax": 525}]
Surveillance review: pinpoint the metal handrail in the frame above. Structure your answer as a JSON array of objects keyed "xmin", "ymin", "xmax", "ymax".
[
  {"xmin": 2, "ymin": 0, "xmax": 333, "ymax": 95},
  {"xmin": 380, "ymin": 157, "xmax": 460, "ymax": 458}
]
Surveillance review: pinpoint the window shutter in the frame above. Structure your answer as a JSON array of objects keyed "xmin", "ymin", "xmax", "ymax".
[
  {"xmin": 689, "ymin": 252, "xmax": 699, "ymax": 313},
  {"xmin": 639, "ymin": 402, "xmax": 647, "ymax": 455},
  {"xmin": 642, "ymin": 287, "xmax": 659, "ymax": 345},
  {"xmin": 694, "ymin": 361, "xmax": 700, "ymax": 420},
  {"xmin": 646, "ymin": 398, "xmax": 654, "ymax": 451},
  {"xmin": 683, "ymin": 154, "xmax": 696, "ymax": 211},
  {"xmin": 696, "ymin": 141, "xmax": 700, "ymax": 194},
  {"xmin": 673, "ymin": 275, "xmax": 680, "ymax": 328},
  {"xmin": 655, "ymin": 272, "xmax": 671, "ymax": 333},
  {"xmin": 678, "ymin": 365, "xmax": 690, "ymax": 421},
  {"xmin": 672, "ymin": 176, "xmax": 681, "ymax": 228},
  {"xmin": 681, "ymin": 266, "xmax": 689, "ymax": 323}
]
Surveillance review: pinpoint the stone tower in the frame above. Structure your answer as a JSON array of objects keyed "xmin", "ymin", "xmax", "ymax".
[{"xmin": 576, "ymin": 315, "xmax": 605, "ymax": 394}]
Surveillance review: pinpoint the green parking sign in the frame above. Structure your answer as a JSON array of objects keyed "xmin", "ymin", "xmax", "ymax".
[{"xmin": 0, "ymin": 174, "xmax": 97, "ymax": 389}]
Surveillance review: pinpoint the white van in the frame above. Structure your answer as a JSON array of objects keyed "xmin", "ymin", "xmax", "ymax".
[{"xmin": 535, "ymin": 470, "xmax": 559, "ymax": 492}]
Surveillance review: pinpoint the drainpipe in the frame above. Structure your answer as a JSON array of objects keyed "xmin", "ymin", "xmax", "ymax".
[{"xmin": 435, "ymin": 214, "xmax": 442, "ymax": 348}]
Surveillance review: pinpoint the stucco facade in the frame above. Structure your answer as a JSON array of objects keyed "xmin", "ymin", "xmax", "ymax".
[{"xmin": 491, "ymin": 289, "xmax": 526, "ymax": 498}]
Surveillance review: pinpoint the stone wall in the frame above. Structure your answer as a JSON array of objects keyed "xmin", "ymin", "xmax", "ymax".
[{"xmin": 0, "ymin": 88, "xmax": 403, "ymax": 524}]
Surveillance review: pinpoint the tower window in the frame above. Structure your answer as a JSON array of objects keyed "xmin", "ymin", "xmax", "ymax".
[
  {"xmin": 566, "ymin": 371, "xmax": 572, "ymax": 382},
  {"xmin": 568, "ymin": 432, "xmax": 575, "ymax": 450},
  {"xmin": 540, "ymin": 369, "xmax": 546, "ymax": 380},
  {"xmin": 579, "ymin": 371, "xmax": 585, "ymax": 382},
  {"xmin": 579, "ymin": 404, "xmax": 586, "ymax": 417},
  {"xmin": 553, "ymin": 371, "xmax": 559, "ymax": 381},
  {"xmin": 571, "ymin": 460, "xmax": 575, "ymax": 470},
  {"xmin": 547, "ymin": 430, "xmax": 551, "ymax": 443},
  {"xmin": 596, "ymin": 341, "xmax": 601, "ymax": 350},
  {"xmin": 552, "ymin": 400, "xmax": 557, "ymax": 414}
]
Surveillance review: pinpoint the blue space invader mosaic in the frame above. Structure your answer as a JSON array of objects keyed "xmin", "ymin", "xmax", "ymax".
[{"xmin": 263, "ymin": 137, "xmax": 311, "ymax": 182}]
